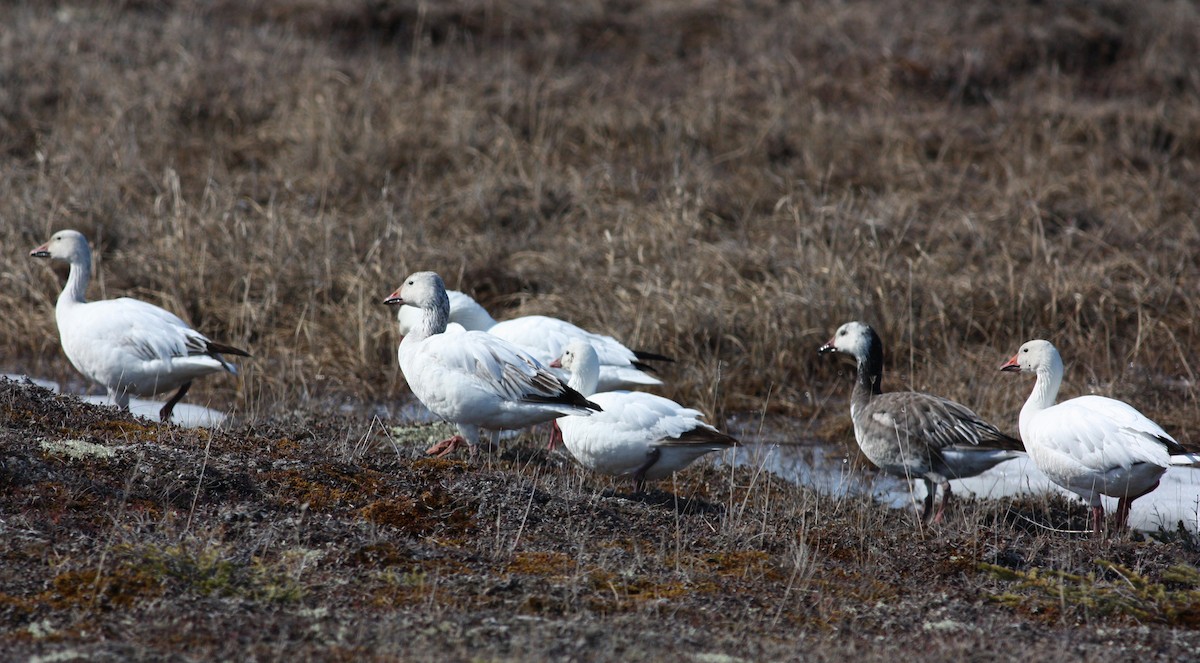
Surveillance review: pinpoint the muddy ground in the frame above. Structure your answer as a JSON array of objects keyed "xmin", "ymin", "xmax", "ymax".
[{"xmin": 2, "ymin": 379, "xmax": 1199, "ymax": 661}]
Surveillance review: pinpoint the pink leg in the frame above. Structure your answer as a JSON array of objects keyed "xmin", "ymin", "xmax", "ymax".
[
  {"xmin": 1114, "ymin": 497, "xmax": 1132, "ymax": 532},
  {"xmin": 547, "ymin": 422, "xmax": 563, "ymax": 450},
  {"xmin": 932, "ymin": 487, "xmax": 950, "ymax": 524},
  {"xmin": 927, "ymin": 478, "xmax": 951, "ymax": 524},
  {"xmin": 426, "ymin": 435, "xmax": 469, "ymax": 458},
  {"xmin": 1091, "ymin": 504, "xmax": 1105, "ymax": 538}
]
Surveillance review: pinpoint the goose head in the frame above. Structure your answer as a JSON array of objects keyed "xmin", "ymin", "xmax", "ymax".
[
  {"xmin": 383, "ymin": 271, "xmax": 448, "ymax": 311},
  {"xmin": 30, "ymin": 229, "xmax": 90, "ymax": 263},
  {"xmin": 818, "ymin": 321, "xmax": 876, "ymax": 360},
  {"xmin": 999, "ymin": 339, "xmax": 1061, "ymax": 375},
  {"xmin": 551, "ymin": 339, "xmax": 600, "ymax": 397}
]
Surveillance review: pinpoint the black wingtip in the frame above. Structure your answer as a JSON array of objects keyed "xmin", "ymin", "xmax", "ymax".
[
  {"xmin": 633, "ymin": 350, "xmax": 675, "ymax": 364},
  {"xmin": 1001, "ymin": 433, "xmax": 1026, "ymax": 453},
  {"xmin": 563, "ymin": 386, "xmax": 603, "ymax": 413},
  {"xmin": 525, "ymin": 387, "xmax": 603, "ymax": 413},
  {"xmin": 1157, "ymin": 434, "xmax": 1188, "ymax": 456},
  {"xmin": 207, "ymin": 341, "xmax": 252, "ymax": 358}
]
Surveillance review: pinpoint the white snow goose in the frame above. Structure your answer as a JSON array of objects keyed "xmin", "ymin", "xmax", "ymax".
[
  {"xmin": 396, "ymin": 289, "xmax": 670, "ymax": 391},
  {"xmin": 550, "ymin": 340, "xmax": 738, "ymax": 492},
  {"xmin": 820, "ymin": 321, "xmax": 1024, "ymax": 523},
  {"xmin": 384, "ymin": 271, "xmax": 601, "ymax": 457},
  {"xmin": 1000, "ymin": 339, "xmax": 1200, "ymax": 536},
  {"xmin": 29, "ymin": 229, "xmax": 249, "ymax": 422}
]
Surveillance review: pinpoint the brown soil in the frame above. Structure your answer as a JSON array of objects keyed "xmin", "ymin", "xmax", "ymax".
[{"xmin": 3, "ymin": 380, "xmax": 1198, "ymax": 661}]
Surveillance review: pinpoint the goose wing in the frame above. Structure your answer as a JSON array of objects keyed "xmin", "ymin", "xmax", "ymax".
[{"xmin": 1033, "ymin": 396, "xmax": 1176, "ymax": 472}]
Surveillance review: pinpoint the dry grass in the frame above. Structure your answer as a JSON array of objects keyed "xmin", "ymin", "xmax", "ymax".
[
  {"xmin": 6, "ymin": 4, "xmax": 1200, "ymax": 658},
  {"xmin": 2, "ymin": 0, "xmax": 1200, "ymax": 439}
]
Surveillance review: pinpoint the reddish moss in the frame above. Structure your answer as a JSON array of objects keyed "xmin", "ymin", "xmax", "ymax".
[
  {"xmin": 360, "ymin": 485, "xmax": 476, "ymax": 537},
  {"xmin": 812, "ymin": 568, "xmax": 899, "ymax": 603},
  {"xmin": 505, "ymin": 551, "xmax": 574, "ymax": 577},
  {"xmin": 584, "ymin": 569, "xmax": 721, "ymax": 613},
  {"xmin": 410, "ymin": 457, "xmax": 469, "ymax": 477},
  {"xmin": 0, "ymin": 593, "xmax": 38, "ymax": 620},
  {"xmin": 360, "ymin": 496, "xmax": 420, "ymax": 527},
  {"xmin": 83, "ymin": 419, "xmax": 160, "ymax": 442},
  {"xmin": 702, "ymin": 550, "xmax": 785, "ymax": 581},
  {"xmin": 46, "ymin": 568, "xmax": 163, "ymax": 610},
  {"xmin": 271, "ymin": 438, "xmax": 302, "ymax": 453},
  {"xmin": 263, "ymin": 464, "xmax": 384, "ymax": 512},
  {"xmin": 368, "ymin": 572, "xmax": 476, "ymax": 611}
]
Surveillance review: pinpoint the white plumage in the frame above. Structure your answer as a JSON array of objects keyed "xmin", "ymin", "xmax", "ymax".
[
  {"xmin": 1000, "ymin": 339, "xmax": 1200, "ymax": 535},
  {"xmin": 29, "ymin": 229, "xmax": 248, "ymax": 422},
  {"xmin": 551, "ymin": 340, "xmax": 737, "ymax": 490},
  {"xmin": 396, "ymin": 289, "xmax": 668, "ymax": 391},
  {"xmin": 386, "ymin": 271, "xmax": 600, "ymax": 457}
]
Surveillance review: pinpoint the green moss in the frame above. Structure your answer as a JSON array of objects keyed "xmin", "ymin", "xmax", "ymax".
[
  {"xmin": 138, "ymin": 544, "xmax": 305, "ymax": 603},
  {"xmin": 982, "ymin": 559, "xmax": 1200, "ymax": 625}
]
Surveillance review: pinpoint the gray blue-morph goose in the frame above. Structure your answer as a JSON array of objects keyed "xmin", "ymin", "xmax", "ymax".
[{"xmin": 820, "ymin": 321, "xmax": 1023, "ymax": 522}]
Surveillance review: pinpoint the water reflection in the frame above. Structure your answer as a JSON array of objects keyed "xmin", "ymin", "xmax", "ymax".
[{"xmin": 722, "ymin": 438, "xmax": 1200, "ymax": 533}]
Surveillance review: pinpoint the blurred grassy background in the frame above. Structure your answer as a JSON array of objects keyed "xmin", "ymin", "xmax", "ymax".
[{"xmin": 2, "ymin": 0, "xmax": 1198, "ymax": 438}]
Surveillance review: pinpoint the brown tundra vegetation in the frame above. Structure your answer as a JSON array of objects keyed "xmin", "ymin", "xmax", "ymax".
[{"xmin": 2, "ymin": 0, "xmax": 1200, "ymax": 660}]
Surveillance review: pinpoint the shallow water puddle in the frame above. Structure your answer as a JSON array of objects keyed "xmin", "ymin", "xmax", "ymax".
[
  {"xmin": 2, "ymin": 373, "xmax": 228, "ymax": 428},
  {"xmin": 8, "ymin": 370, "xmax": 1195, "ymax": 532},
  {"xmin": 722, "ymin": 437, "xmax": 1200, "ymax": 533}
]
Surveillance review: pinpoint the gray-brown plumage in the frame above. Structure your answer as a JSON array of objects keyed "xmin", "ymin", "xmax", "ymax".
[{"xmin": 819, "ymin": 321, "xmax": 1024, "ymax": 522}]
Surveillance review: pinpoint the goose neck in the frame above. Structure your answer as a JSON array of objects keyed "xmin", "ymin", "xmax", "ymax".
[
  {"xmin": 1019, "ymin": 363, "xmax": 1062, "ymax": 438},
  {"xmin": 57, "ymin": 251, "xmax": 91, "ymax": 309},
  {"xmin": 568, "ymin": 365, "xmax": 599, "ymax": 397},
  {"xmin": 410, "ymin": 298, "xmax": 450, "ymax": 341},
  {"xmin": 850, "ymin": 355, "xmax": 882, "ymax": 411},
  {"xmin": 1027, "ymin": 365, "xmax": 1060, "ymax": 410}
]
